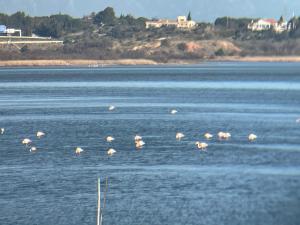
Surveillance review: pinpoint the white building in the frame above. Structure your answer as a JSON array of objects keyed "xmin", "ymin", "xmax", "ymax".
[
  {"xmin": 0, "ymin": 25, "xmax": 22, "ymax": 37},
  {"xmin": 248, "ymin": 18, "xmax": 288, "ymax": 33},
  {"xmin": 274, "ymin": 21, "xmax": 288, "ymax": 33},
  {"xmin": 146, "ymin": 19, "xmax": 177, "ymax": 29},
  {"xmin": 177, "ymin": 16, "xmax": 196, "ymax": 28},
  {"xmin": 146, "ymin": 16, "xmax": 196, "ymax": 29},
  {"xmin": 6, "ymin": 28, "xmax": 22, "ymax": 36},
  {"xmin": 248, "ymin": 19, "xmax": 277, "ymax": 31}
]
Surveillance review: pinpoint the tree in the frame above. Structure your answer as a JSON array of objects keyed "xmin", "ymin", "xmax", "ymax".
[
  {"xmin": 288, "ymin": 16, "xmax": 299, "ymax": 32},
  {"xmin": 215, "ymin": 17, "xmax": 253, "ymax": 31},
  {"xmin": 289, "ymin": 17, "xmax": 300, "ymax": 38},
  {"xmin": 118, "ymin": 14, "xmax": 146, "ymax": 28},
  {"xmin": 161, "ymin": 39, "xmax": 171, "ymax": 47},
  {"xmin": 215, "ymin": 48, "xmax": 225, "ymax": 56},
  {"xmin": 278, "ymin": 16, "xmax": 284, "ymax": 24},
  {"xmin": 187, "ymin": 12, "xmax": 192, "ymax": 21},
  {"xmin": 94, "ymin": 7, "xmax": 116, "ymax": 25},
  {"xmin": 177, "ymin": 42, "xmax": 187, "ymax": 51},
  {"xmin": 33, "ymin": 13, "xmax": 84, "ymax": 38},
  {"xmin": 34, "ymin": 18, "xmax": 62, "ymax": 38},
  {"xmin": 20, "ymin": 45, "xmax": 29, "ymax": 53},
  {"xmin": 0, "ymin": 11, "xmax": 33, "ymax": 36}
]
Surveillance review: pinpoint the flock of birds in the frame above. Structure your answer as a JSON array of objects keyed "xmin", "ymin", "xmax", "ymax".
[{"xmin": 1, "ymin": 106, "xmax": 299, "ymax": 156}]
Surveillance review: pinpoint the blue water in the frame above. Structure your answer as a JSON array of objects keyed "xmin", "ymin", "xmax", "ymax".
[{"xmin": 0, "ymin": 63, "xmax": 300, "ymax": 225}]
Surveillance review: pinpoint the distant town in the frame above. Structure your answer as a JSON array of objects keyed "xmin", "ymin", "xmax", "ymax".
[{"xmin": 0, "ymin": 7, "xmax": 300, "ymax": 63}]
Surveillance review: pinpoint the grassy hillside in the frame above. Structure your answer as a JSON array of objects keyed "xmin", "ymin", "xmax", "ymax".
[{"xmin": 1, "ymin": 8, "xmax": 300, "ymax": 62}]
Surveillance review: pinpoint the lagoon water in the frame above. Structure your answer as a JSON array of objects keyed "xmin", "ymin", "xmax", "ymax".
[{"xmin": 0, "ymin": 63, "xmax": 300, "ymax": 225}]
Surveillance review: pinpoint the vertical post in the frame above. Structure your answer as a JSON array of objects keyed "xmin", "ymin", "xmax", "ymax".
[
  {"xmin": 100, "ymin": 177, "xmax": 108, "ymax": 225},
  {"xmin": 97, "ymin": 178, "xmax": 101, "ymax": 225}
]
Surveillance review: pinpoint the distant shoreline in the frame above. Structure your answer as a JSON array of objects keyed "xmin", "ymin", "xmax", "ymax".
[
  {"xmin": 0, "ymin": 59, "xmax": 158, "ymax": 67},
  {"xmin": 1, "ymin": 57, "xmax": 300, "ymax": 67}
]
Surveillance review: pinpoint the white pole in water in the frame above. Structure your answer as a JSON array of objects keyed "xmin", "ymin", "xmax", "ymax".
[
  {"xmin": 100, "ymin": 177, "xmax": 108, "ymax": 225},
  {"xmin": 97, "ymin": 178, "xmax": 101, "ymax": 225}
]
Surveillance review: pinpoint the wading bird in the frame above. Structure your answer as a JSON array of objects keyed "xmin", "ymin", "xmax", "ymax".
[
  {"xmin": 195, "ymin": 142, "xmax": 208, "ymax": 150},
  {"xmin": 22, "ymin": 138, "xmax": 32, "ymax": 146},
  {"xmin": 75, "ymin": 147, "xmax": 84, "ymax": 155},
  {"xmin": 134, "ymin": 135, "xmax": 143, "ymax": 141},
  {"xmin": 36, "ymin": 131, "xmax": 45, "ymax": 139},
  {"xmin": 218, "ymin": 132, "xmax": 231, "ymax": 140},
  {"xmin": 204, "ymin": 133, "xmax": 213, "ymax": 140},
  {"xmin": 248, "ymin": 134, "xmax": 257, "ymax": 141},
  {"xmin": 171, "ymin": 109, "xmax": 178, "ymax": 114},
  {"xmin": 106, "ymin": 136, "xmax": 115, "ymax": 142},
  {"xmin": 107, "ymin": 148, "xmax": 116, "ymax": 156},
  {"xmin": 135, "ymin": 140, "xmax": 145, "ymax": 149},
  {"xmin": 176, "ymin": 132, "xmax": 185, "ymax": 141},
  {"xmin": 108, "ymin": 105, "xmax": 115, "ymax": 111},
  {"xmin": 30, "ymin": 147, "xmax": 37, "ymax": 152}
]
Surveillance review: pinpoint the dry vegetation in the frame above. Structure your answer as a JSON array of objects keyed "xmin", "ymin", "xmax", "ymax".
[{"xmin": 1, "ymin": 8, "xmax": 300, "ymax": 63}]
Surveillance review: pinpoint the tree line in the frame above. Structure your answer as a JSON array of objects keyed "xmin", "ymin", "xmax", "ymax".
[
  {"xmin": 0, "ymin": 7, "xmax": 147, "ymax": 38},
  {"xmin": 0, "ymin": 12, "xmax": 84, "ymax": 37},
  {"xmin": 214, "ymin": 16, "xmax": 300, "ymax": 39},
  {"xmin": 0, "ymin": 7, "xmax": 300, "ymax": 39}
]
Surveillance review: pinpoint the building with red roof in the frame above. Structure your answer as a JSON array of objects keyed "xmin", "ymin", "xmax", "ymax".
[{"xmin": 248, "ymin": 18, "xmax": 288, "ymax": 33}]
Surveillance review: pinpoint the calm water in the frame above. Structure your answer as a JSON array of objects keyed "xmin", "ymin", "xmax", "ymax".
[{"xmin": 0, "ymin": 63, "xmax": 300, "ymax": 225}]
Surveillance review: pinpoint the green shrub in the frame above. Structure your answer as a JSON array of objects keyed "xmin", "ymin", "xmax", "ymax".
[
  {"xmin": 20, "ymin": 45, "xmax": 29, "ymax": 53},
  {"xmin": 215, "ymin": 48, "xmax": 225, "ymax": 56},
  {"xmin": 161, "ymin": 39, "xmax": 171, "ymax": 47},
  {"xmin": 177, "ymin": 42, "xmax": 187, "ymax": 51}
]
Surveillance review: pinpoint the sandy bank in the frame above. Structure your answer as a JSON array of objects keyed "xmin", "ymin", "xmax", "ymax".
[
  {"xmin": 217, "ymin": 56, "xmax": 300, "ymax": 62},
  {"xmin": 168, "ymin": 56, "xmax": 300, "ymax": 64},
  {"xmin": 0, "ymin": 59, "xmax": 158, "ymax": 67},
  {"xmin": 1, "ymin": 56, "xmax": 300, "ymax": 67}
]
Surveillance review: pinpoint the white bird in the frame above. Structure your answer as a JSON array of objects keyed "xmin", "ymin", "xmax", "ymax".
[
  {"xmin": 36, "ymin": 131, "xmax": 45, "ymax": 138},
  {"xmin": 171, "ymin": 109, "xmax": 178, "ymax": 114},
  {"xmin": 195, "ymin": 142, "xmax": 208, "ymax": 150},
  {"xmin": 176, "ymin": 132, "xmax": 185, "ymax": 141},
  {"xmin": 134, "ymin": 135, "xmax": 143, "ymax": 141},
  {"xmin": 75, "ymin": 147, "xmax": 84, "ymax": 155},
  {"xmin": 248, "ymin": 134, "xmax": 257, "ymax": 141},
  {"xmin": 218, "ymin": 132, "xmax": 225, "ymax": 138},
  {"xmin": 0, "ymin": 128, "xmax": 4, "ymax": 135},
  {"xmin": 204, "ymin": 133, "xmax": 213, "ymax": 140},
  {"xmin": 106, "ymin": 136, "xmax": 115, "ymax": 142},
  {"xmin": 135, "ymin": 140, "xmax": 145, "ymax": 149},
  {"xmin": 108, "ymin": 105, "xmax": 115, "ymax": 111},
  {"xmin": 218, "ymin": 132, "xmax": 231, "ymax": 140},
  {"xmin": 30, "ymin": 147, "xmax": 37, "ymax": 152},
  {"xmin": 22, "ymin": 138, "xmax": 32, "ymax": 146},
  {"xmin": 107, "ymin": 148, "xmax": 117, "ymax": 156}
]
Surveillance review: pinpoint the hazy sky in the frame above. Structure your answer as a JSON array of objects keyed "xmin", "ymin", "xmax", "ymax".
[{"xmin": 0, "ymin": 0, "xmax": 299, "ymax": 21}]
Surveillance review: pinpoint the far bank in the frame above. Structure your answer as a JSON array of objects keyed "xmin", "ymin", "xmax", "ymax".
[{"xmin": 1, "ymin": 57, "xmax": 300, "ymax": 67}]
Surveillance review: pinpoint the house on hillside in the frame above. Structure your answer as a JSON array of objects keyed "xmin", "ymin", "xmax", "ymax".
[
  {"xmin": 177, "ymin": 16, "xmax": 196, "ymax": 28},
  {"xmin": 248, "ymin": 18, "xmax": 288, "ymax": 33},
  {"xmin": 248, "ymin": 19, "xmax": 277, "ymax": 31},
  {"xmin": 145, "ymin": 19, "xmax": 177, "ymax": 29},
  {"xmin": 146, "ymin": 16, "xmax": 196, "ymax": 29}
]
